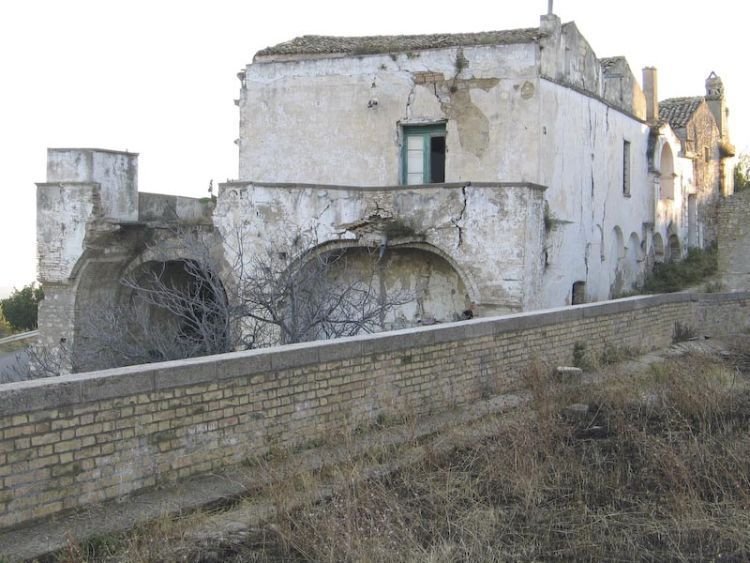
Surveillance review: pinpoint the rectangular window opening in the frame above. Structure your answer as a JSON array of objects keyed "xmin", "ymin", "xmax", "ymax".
[
  {"xmin": 430, "ymin": 136, "xmax": 446, "ymax": 183},
  {"xmin": 402, "ymin": 124, "xmax": 446, "ymax": 185}
]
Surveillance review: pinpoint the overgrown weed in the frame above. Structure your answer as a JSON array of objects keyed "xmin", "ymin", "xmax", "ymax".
[{"xmin": 643, "ymin": 246, "xmax": 718, "ymax": 293}]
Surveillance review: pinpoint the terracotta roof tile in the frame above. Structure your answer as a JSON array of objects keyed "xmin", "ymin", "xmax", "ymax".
[{"xmin": 659, "ymin": 96, "xmax": 704, "ymax": 129}]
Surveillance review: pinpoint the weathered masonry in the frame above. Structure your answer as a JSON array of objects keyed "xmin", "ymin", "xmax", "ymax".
[
  {"xmin": 2, "ymin": 292, "xmax": 749, "ymax": 532},
  {"xmin": 35, "ymin": 8, "xmax": 735, "ymax": 366}
]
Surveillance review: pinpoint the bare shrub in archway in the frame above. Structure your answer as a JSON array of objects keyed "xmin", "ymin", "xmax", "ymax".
[
  {"xmin": 17, "ymin": 227, "xmax": 415, "ymax": 376},
  {"xmin": 226, "ymin": 229, "xmax": 414, "ymax": 348}
]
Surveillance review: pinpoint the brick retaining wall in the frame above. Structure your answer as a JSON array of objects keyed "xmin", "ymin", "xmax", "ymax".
[{"xmin": 1, "ymin": 292, "xmax": 748, "ymax": 531}]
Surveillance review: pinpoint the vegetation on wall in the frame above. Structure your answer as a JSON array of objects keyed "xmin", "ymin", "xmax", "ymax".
[
  {"xmin": 642, "ymin": 246, "xmax": 718, "ymax": 293},
  {"xmin": 0, "ymin": 283, "xmax": 43, "ymax": 332}
]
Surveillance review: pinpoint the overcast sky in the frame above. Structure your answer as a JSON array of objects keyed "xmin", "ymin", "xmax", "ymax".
[{"xmin": 0, "ymin": 0, "xmax": 746, "ymax": 297}]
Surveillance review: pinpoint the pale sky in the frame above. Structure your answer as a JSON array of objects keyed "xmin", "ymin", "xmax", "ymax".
[{"xmin": 0, "ymin": 0, "xmax": 747, "ymax": 297}]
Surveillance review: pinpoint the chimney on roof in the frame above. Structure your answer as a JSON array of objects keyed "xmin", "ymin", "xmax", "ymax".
[
  {"xmin": 705, "ymin": 71, "xmax": 729, "ymax": 140},
  {"xmin": 642, "ymin": 67, "xmax": 659, "ymax": 124}
]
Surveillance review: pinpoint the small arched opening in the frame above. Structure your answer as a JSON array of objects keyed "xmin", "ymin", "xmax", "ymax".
[
  {"xmin": 626, "ymin": 232, "xmax": 642, "ymax": 288},
  {"xmin": 668, "ymin": 234, "xmax": 682, "ymax": 263},
  {"xmin": 653, "ymin": 233, "xmax": 666, "ymax": 263}
]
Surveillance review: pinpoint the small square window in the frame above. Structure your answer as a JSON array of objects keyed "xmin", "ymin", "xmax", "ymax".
[{"xmin": 402, "ymin": 124, "xmax": 446, "ymax": 185}]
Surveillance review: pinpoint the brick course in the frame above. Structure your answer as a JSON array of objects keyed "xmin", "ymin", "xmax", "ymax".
[{"xmin": 0, "ymin": 292, "xmax": 748, "ymax": 530}]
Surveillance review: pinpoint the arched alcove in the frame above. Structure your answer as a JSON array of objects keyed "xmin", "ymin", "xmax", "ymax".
[
  {"xmin": 74, "ymin": 257, "xmax": 228, "ymax": 371},
  {"xmin": 653, "ymin": 233, "xmax": 666, "ymax": 263},
  {"xmin": 668, "ymin": 234, "xmax": 682, "ymax": 263},
  {"xmin": 321, "ymin": 245, "xmax": 472, "ymax": 330},
  {"xmin": 660, "ymin": 144, "xmax": 675, "ymax": 199},
  {"xmin": 625, "ymin": 232, "xmax": 642, "ymax": 288}
]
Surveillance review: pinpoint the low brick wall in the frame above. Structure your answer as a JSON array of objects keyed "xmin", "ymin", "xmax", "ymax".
[{"xmin": 1, "ymin": 292, "xmax": 748, "ymax": 531}]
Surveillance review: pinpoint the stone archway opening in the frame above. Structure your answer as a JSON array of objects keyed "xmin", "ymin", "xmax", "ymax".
[
  {"xmin": 124, "ymin": 259, "xmax": 230, "ymax": 362},
  {"xmin": 74, "ymin": 258, "xmax": 229, "ymax": 370}
]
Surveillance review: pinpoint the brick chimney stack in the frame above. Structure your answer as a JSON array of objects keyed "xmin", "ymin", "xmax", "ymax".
[{"xmin": 642, "ymin": 67, "xmax": 659, "ymax": 124}]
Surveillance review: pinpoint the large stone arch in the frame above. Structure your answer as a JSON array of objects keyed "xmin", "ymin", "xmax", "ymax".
[
  {"xmin": 71, "ymin": 226, "xmax": 229, "ymax": 371},
  {"xmin": 302, "ymin": 239, "xmax": 476, "ymax": 328}
]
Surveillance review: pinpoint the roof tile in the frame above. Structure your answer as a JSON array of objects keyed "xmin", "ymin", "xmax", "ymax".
[
  {"xmin": 256, "ymin": 28, "xmax": 540, "ymax": 58},
  {"xmin": 659, "ymin": 96, "xmax": 704, "ymax": 129}
]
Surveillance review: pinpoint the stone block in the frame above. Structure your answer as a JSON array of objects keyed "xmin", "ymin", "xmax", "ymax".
[{"xmin": 554, "ymin": 366, "xmax": 583, "ymax": 382}]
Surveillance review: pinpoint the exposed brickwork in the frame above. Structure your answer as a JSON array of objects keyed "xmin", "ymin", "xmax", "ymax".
[
  {"xmin": 413, "ymin": 71, "xmax": 445, "ymax": 84},
  {"xmin": 0, "ymin": 293, "xmax": 748, "ymax": 531}
]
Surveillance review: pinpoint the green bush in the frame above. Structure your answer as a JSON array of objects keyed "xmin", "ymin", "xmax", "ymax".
[
  {"xmin": 642, "ymin": 246, "xmax": 717, "ymax": 293},
  {"xmin": 0, "ymin": 283, "xmax": 44, "ymax": 332}
]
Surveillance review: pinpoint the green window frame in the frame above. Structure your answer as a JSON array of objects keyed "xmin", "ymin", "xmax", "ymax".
[{"xmin": 401, "ymin": 124, "xmax": 446, "ymax": 185}]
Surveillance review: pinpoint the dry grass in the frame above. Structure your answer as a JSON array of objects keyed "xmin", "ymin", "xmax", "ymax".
[
  {"xmin": 268, "ymin": 355, "xmax": 750, "ymax": 562},
  {"xmin": 52, "ymin": 350, "xmax": 750, "ymax": 562}
]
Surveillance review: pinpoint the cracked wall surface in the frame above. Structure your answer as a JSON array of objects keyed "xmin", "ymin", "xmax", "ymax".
[
  {"xmin": 238, "ymin": 41, "xmax": 539, "ymax": 185},
  {"xmin": 35, "ymin": 15, "xmax": 734, "ymax": 365},
  {"xmin": 214, "ymin": 182, "xmax": 545, "ymax": 318}
]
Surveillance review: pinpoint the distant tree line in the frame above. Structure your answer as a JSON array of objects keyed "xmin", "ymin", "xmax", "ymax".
[{"xmin": 0, "ymin": 283, "xmax": 43, "ymax": 333}]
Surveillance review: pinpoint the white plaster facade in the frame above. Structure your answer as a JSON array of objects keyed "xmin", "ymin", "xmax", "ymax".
[
  {"xmin": 35, "ymin": 10, "xmax": 734, "ymax": 369},
  {"xmin": 233, "ymin": 12, "xmax": 732, "ymax": 307}
]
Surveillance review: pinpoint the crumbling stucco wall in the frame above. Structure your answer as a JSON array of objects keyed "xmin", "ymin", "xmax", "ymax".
[
  {"xmin": 537, "ymin": 78, "xmax": 653, "ymax": 303},
  {"xmin": 600, "ymin": 57, "xmax": 647, "ymax": 120},
  {"xmin": 46, "ymin": 148, "xmax": 138, "ymax": 223},
  {"xmin": 214, "ymin": 181, "xmax": 546, "ymax": 317},
  {"xmin": 239, "ymin": 41, "xmax": 540, "ymax": 185},
  {"xmin": 36, "ymin": 150, "xmax": 216, "ymax": 369}
]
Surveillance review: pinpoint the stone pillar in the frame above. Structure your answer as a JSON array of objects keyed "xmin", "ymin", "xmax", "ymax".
[{"xmin": 37, "ymin": 149, "xmax": 140, "ymax": 372}]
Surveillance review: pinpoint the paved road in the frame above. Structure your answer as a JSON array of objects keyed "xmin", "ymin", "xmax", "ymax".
[{"xmin": 0, "ymin": 348, "xmax": 30, "ymax": 383}]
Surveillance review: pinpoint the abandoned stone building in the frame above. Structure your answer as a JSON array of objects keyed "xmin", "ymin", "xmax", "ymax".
[{"xmin": 36, "ymin": 10, "xmax": 734, "ymax": 370}]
